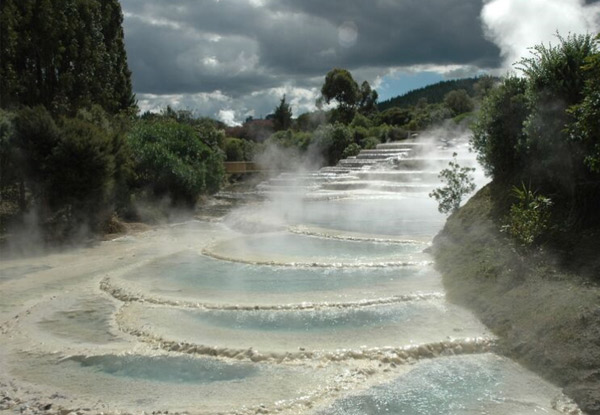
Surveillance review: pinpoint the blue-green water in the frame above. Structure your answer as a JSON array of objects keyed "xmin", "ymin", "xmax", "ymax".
[
  {"xmin": 320, "ymin": 354, "xmax": 553, "ymax": 415},
  {"xmin": 123, "ymin": 252, "xmax": 437, "ymax": 295},
  {"xmin": 67, "ymin": 355, "xmax": 258, "ymax": 384},
  {"xmin": 215, "ymin": 233, "xmax": 423, "ymax": 260},
  {"xmin": 192, "ymin": 303, "xmax": 423, "ymax": 332}
]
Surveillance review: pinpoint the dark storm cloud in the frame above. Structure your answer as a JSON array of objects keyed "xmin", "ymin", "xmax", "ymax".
[
  {"xmin": 121, "ymin": 0, "xmax": 501, "ymax": 97},
  {"xmin": 268, "ymin": 0, "xmax": 502, "ymax": 68}
]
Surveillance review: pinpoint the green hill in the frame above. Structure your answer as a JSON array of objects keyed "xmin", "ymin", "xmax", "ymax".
[{"xmin": 378, "ymin": 77, "xmax": 484, "ymax": 111}]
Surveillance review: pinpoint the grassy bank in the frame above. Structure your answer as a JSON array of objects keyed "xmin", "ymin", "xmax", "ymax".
[{"xmin": 432, "ymin": 183, "xmax": 600, "ymax": 414}]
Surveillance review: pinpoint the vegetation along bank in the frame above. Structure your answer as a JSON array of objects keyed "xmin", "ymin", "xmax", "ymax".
[{"xmin": 432, "ymin": 34, "xmax": 600, "ymax": 415}]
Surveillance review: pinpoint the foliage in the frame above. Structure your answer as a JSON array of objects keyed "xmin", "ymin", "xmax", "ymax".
[
  {"xmin": 46, "ymin": 117, "xmax": 116, "ymax": 225},
  {"xmin": 444, "ymin": 89, "xmax": 474, "ymax": 115},
  {"xmin": 342, "ymin": 143, "xmax": 361, "ymax": 159},
  {"xmin": 518, "ymin": 33, "xmax": 597, "ymax": 195},
  {"xmin": 321, "ymin": 68, "xmax": 360, "ymax": 111},
  {"xmin": 502, "ymin": 183, "xmax": 553, "ymax": 246},
  {"xmin": 471, "ymin": 33, "xmax": 600, "ymax": 228},
  {"xmin": 312, "ymin": 123, "xmax": 353, "ymax": 165},
  {"xmin": 357, "ymin": 81, "xmax": 379, "ymax": 116},
  {"xmin": 350, "ymin": 113, "xmax": 373, "ymax": 129},
  {"xmin": 320, "ymin": 68, "xmax": 378, "ymax": 124},
  {"xmin": 2, "ymin": 106, "xmax": 121, "ymax": 234},
  {"xmin": 273, "ymin": 95, "xmax": 293, "ymax": 131},
  {"xmin": 376, "ymin": 107, "xmax": 412, "ymax": 126},
  {"xmin": 267, "ymin": 129, "xmax": 312, "ymax": 152},
  {"xmin": 360, "ymin": 136, "xmax": 380, "ymax": 150},
  {"xmin": 295, "ymin": 111, "xmax": 327, "ymax": 132},
  {"xmin": 378, "ymin": 77, "xmax": 488, "ymax": 111},
  {"xmin": 223, "ymin": 137, "xmax": 258, "ymax": 162},
  {"xmin": 567, "ymin": 34, "xmax": 600, "ymax": 173},
  {"xmin": 429, "ymin": 154, "xmax": 476, "ymax": 214},
  {"xmin": 471, "ymin": 77, "xmax": 529, "ymax": 182},
  {"xmin": 0, "ymin": 0, "xmax": 135, "ymax": 115},
  {"xmin": 127, "ymin": 119, "xmax": 224, "ymax": 206}
]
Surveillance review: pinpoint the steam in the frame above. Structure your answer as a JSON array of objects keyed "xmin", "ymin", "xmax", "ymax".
[{"xmin": 481, "ymin": 0, "xmax": 600, "ymax": 71}]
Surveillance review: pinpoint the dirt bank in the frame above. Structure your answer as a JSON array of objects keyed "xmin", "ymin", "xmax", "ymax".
[{"xmin": 432, "ymin": 184, "xmax": 600, "ymax": 415}]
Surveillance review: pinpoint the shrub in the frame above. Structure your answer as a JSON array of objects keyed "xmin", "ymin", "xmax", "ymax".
[
  {"xmin": 471, "ymin": 77, "xmax": 529, "ymax": 182},
  {"xmin": 224, "ymin": 137, "xmax": 245, "ymax": 161},
  {"xmin": 342, "ymin": 143, "xmax": 361, "ymax": 158},
  {"xmin": 312, "ymin": 123, "xmax": 352, "ymax": 165},
  {"xmin": 429, "ymin": 154, "xmax": 476, "ymax": 214},
  {"xmin": 128, "ymin": 119, "xmax": 224, "ymax": 206},
  {"xmin": 360, "ymin": 136, "xmax": 380, "ymax": 150},
  {"xmin": 502, "ymin": 183, "xmax": 553, "ymax": 246},
  {"xmin": 46, "ymin": 117, "xmax": 116, "ymax": 228}
]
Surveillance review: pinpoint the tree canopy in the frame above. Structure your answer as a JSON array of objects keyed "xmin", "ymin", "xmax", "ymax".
[
  {"xmin": 472, "ymin": 33, "xmax": 600, "ymax": 227},
  {"xmin": 0, "ymin": 0, "xmax": 135, "ymax": 115}
]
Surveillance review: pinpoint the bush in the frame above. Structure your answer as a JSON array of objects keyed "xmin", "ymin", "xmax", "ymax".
[
  {"xmin": 502, "ymin": 183, "xmax": 553, "ymax": 246},
  {"xmin": 444, "ymin": 89, "xmax": 474, "ymax": 115},
  {"xmin": 471, "ymin": 77, "xmax": 529, "ymax": 182},
  {"xmin": 224, "ymin": 137, "xmax": 245, "ymax": 161},
  {"xmin": 342, "ymin": 143, "xmax": 361, "ymax": 158},
  {"xmin": 360, "ymin": 136, "xmax": 380, "ymax": 150},
  {"xmin": 128, "ymin": 119, "xmax": 224, "ymax": 206},
  {"xmin": 429, "ymin": 154, "xmax": 476, "ymax": 214},
  {"xmin": 46, "ymin": 117, "xmax": 116, "ymax": 228},
  {"xmin": 312, "ymin": 123, "xmax": 352, "ymax": 165}
]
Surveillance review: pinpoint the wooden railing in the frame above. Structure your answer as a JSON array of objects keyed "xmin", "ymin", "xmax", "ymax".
[{"xmin": 224, "ymin": 161, "xmax": 265, "ymax": 174}]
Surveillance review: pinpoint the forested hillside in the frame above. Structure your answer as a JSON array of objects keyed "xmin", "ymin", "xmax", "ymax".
[{"xmin": 378, "ymin": 77, "xmax": 492, "ymax": 111}]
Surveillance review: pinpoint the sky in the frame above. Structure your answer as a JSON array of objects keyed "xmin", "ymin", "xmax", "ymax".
[{"xmin": 120, "ymin": 0, "xmax": 600, "ymax": 125}]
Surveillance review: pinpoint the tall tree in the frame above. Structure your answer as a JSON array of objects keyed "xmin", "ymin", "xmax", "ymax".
[
  {"xmin": 273, "ymin": 95, "xmax": 292, "ymax": 131},
  {"xmin": 321, "ymin": 68, "xmax": 359, "ymax": 111},
  {"xmin": 358, "ymin": 81, "xmax": 378, "ymax": 116},
  {"xmin": 0, "ymin": 0, "xmax": 135, "ymax": 115}
]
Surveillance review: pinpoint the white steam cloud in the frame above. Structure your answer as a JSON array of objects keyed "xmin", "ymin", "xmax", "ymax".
[
  {"xmin": 481, "ymin": 0, "xmax": 600, "ymax": 70},
  {"xmin": 217, "ymin": 109, "xmax": 241, "ymax": 126}
]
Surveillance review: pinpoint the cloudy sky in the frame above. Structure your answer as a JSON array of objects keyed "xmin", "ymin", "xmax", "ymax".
[{"xmin": 120, "ymin": 0, "xmax": 600, "ymax": 125}]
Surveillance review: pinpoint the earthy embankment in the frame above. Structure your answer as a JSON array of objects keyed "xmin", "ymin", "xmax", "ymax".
[{"xmin": 432, "ymin": 184, "xmax": 600, "ymax": 415}]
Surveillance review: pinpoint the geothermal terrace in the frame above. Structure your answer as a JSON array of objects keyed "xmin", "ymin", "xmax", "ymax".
[{"xmin": 0, "ymin": 131, "xmax": 581, "ymax": 414}]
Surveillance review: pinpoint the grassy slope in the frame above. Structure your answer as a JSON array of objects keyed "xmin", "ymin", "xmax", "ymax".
[{"xmin": 432, "ymin": 183, "xmax": 600, "ymax": 415}]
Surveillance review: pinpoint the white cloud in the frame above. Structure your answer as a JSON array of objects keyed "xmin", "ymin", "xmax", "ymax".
[
  {"xmin": 136, "ymin": 86, "xmax": 321, "ymax": 125},
  {"xmin": 481, "ymin": 0, "xmax": 600, "ymax": 70}
]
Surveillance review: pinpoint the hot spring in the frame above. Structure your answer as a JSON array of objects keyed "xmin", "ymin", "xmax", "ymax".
[{"xmin": 0, "ymin": 133, "xmax": 579, "ymax": 414}]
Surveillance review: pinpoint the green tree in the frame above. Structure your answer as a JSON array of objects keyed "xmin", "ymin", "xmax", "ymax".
[
  {"xmin": 429, "ymin": 154, "xmax": 476, "ymax": 214},
  {"xmin": 0, "ymin": 0, "xmax": 135, "ymax": 115},
  {"xmin": 321, "ymin": 68, "xmax": 359, "ymax": 123},
  {"xmin": 46, "ymin": 117, "xmax": 116, "ymax": 228},
  {"xmin": 567, "ymin": 34, "xmax": 600, "ymax": 173},
  {"xmin": 518, "ymin": 33, "xmax": 596, "ymax": 195},
  {"xmin": 273, "ymin": 95, "xmax": 292, "ymax": 131},
  {"xmin": 358, "ymin": 81, "xmax": 379, "ymax": 116},
  {"xmin": 471, "ymin": 77, "xmax": 529, "ymax": 183},
  {"xmin": 312, "ymin": 123, "xmax": 352, "ymax": 165},
  {"xmin": 444, "ymin": 89, "xmax": 474, "ymax": 116}
]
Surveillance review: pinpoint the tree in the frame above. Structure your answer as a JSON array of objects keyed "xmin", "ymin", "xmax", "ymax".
[
  {"xmin": 567, "ymin": 34, "xmax": 600, "ymax": 173},
  {"xmin": 429, "ymin": 154, "xmax": 476, "ymax": 214},
  {"xmin": 518, "ymin": 33, "xmax": 596, "ymax": 195},
  {"xmin": 0, "ymin": 0, "xmax": 135, "ymax": 115},
  {"xmin": 444, "ymin": 89, "xmax": 474, "ymax": 116},
  {"xmin": 358, "ymin": 81, "xmax": 379, "ymax": 116},
  {"xmin": 471, "ymin": 77, "xmax": 529, "ymax": 183},
  {"xmin": 321, "ymin": 68, "xmax": 359, "ymax": 123},
  {"xmin": 273, "ymin": 95, "xmax": 292, "ymax": 131}
]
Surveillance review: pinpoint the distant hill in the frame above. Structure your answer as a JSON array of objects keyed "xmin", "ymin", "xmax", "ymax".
[{"xmin": 378, "ymin": 77, "xmax": 484, "ymax": 111}]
